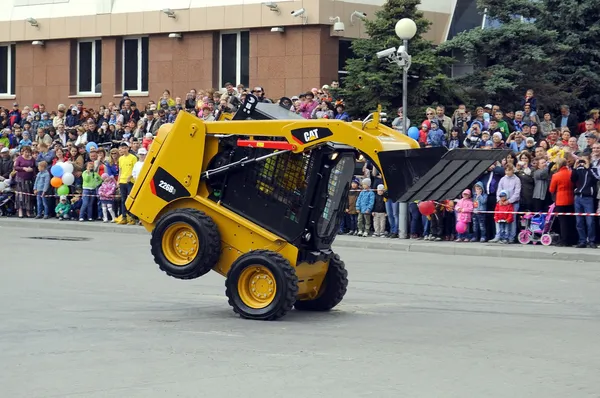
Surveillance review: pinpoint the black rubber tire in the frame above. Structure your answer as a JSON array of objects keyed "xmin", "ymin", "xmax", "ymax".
[
  {"xmin": 150, "ymin": 208, "xmax": 221, "ymax": 280},
  {"xmin": 225, "ymin": 250, "xmax": 298, "ymax": 321},
  {"xmin": 294, "ymin": 254, "xmax": 348, "ymax": 311}
]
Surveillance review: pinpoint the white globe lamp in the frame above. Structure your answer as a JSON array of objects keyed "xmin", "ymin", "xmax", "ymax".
[{"xmin": 395, "ymin": 18, "xmax": 417, "ymax": 40}]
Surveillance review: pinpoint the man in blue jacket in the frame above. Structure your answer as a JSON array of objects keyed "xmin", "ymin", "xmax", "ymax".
[{"xmin": 571, "ymin": 157, "xmax": 597, "ymax": 248}]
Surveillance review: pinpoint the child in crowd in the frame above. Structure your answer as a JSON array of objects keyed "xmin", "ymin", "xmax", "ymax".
[
  {"xmin": 494, "ymin": 190, "xmax": 514, "ymax": 244},
  {"xmin": 55, "ymin": 195, "xmax": 71, "ymax": 220},
  {"xmin": 344, "ymin": 178, "xmax": 359, "ymax": 235},
  {"xmin": 372, "ymin": 184, "xmax": 387, "ymax": 237},
  {"xmin": 33, "ymin": 160, "xmax": 50, "ymax": 219},
  {"xmin": 522, "ymin": 88, "xmax": 537, "ymax": 113},
  {"xmin": 356, "ymin": 178, "xmax": 374, "ymax": 237},
  {"xmin": 69, "ymin": 190, "xmax": 83, "ymax": 220},
  {"xmin": 447, "ymin": 128, "xmax": 462, "ymax": 149},
  {"xmin": 98, "ymin": 173, "xmax": 117, "ymax": 223},
  {"xmin": 472, "ymin": 182, "xmax": 488, "ymax": 242},
  {"xmin": 19, "ymin": 131, "xmax": 32, "ymax": 149},
  {"xmin": 454, "ymin": 189, "xmax": 473, "ymax": 242},
  {"xmin": 142, "ymin": 133, "xmax": 153, "ymax": 150},
  {"xmin": 426, "ymin": 121, "xmax": 446, "ymax": 147},
  {"xmin": 79, "ymin": 161, "xmax": 102, "ymax": 221},
  {"xmin": 426, "ymin": 201, "xmax": 446, "ymax": 241}
]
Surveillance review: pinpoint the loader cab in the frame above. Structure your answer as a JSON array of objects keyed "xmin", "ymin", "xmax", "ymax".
[{"xmin": 204, "ymin": 95, "xmax": 356, "ymax": 258}]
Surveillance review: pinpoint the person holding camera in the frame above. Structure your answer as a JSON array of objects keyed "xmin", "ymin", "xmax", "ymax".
[{"xmin": 571, "ymin": 156, "xmax": 598, "ymax": 248}]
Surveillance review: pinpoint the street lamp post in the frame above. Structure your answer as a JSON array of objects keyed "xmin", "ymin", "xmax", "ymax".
[{"xmin": 394, "ymin": 18, "xmax": 417, "ymax": 239}]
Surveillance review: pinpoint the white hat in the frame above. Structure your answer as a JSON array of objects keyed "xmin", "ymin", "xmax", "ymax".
[
  {"xmin": 0, "ymin": 147, "xmax": 8, "ymax": 153},
  {"xmin": 377, "ymin": 184, "xmax": 385, "ymax": 190},
  {"xmin": 137, "ymin": 148, "xmax": 148, "ymax": 155},
  {"xmin": 145, "ymin": 132, "xmax": 153, "ymax": 138}
]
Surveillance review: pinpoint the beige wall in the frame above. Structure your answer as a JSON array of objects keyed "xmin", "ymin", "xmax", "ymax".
[{"xmin": 0, "ymin": 3, "xmax": 448, "ymax": 43}]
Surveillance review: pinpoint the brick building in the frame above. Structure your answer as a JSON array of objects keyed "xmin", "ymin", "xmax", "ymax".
[{"xmin": 0, "ymin": 0, "xmax": 464, "ymax": 109}]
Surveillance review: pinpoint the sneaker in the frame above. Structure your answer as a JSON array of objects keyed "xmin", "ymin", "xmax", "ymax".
[
  {"xmin": 480, "ymin": 238, "xmax": 487, "ymax": 243},
  {"xmin": 362, "ymin": 232, "xmax": 369, "ymax": 237},
  {"xmin": 434, "ymin": 237, "xmax": 442, "ymax": 241},
  {"xmin": 454, "ymin": 238, "xmax": 462, "ymax": 242},
  {"xmin": 103, "ymin": 218, "xmax": 108, "ymax": 223},
  {"xmin": 390, "ymin": 233, "xmax": 399, "ymax": 239},
  {"xmin": 35, "ymin": 215, "xmax": 42, "ymax": 219},
  {"xmin": 463, "ymin": 238, "xmax": 470, "ymax": 242},
  {"xmin": 424, "ymin": 235, "xmax": 431, "ymax": 240},
  {"xmin": 354, "ymin": 231, "xmax": 360, "ymax": 236},
  {"xmin": 79, "ymin": 218, "xmax": 84, "ymax": 222},
  {"xmin": 489, "ymin": 238, "xmax": 500, "ymax": 243},
  {"xmin": 43, "ymin": 215, "xmax": 48, "ymax": 219},
  {"xmin": 470, "ymin": 238, "xmax": 477, "ymax": 242},
  {"xmin": 589, "ymin": 243, "xmax": 598, "ymax": 249},
  {"xmin": 373, "ymin": 233, "xmax": 379, "ymax": 237},
  {"xmin": 501, "ymin": 239, "xmax": 508, "ymax": 244},
  {"xmin": 576, "ymin": 243, "xmax": 587, "ymax": 248},
  {"xmin": 88, "ymin": 218, "xmax": 93, "ymax": 222},
  {"xmin": 380, "ymin": 234, "xmax": 386, "ymax": 238}
]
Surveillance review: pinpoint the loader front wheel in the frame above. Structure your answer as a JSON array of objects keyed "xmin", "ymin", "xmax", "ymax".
[
  {"xmin": 225, "ymin": 250, "xmax": 298, "ymax": 321},
  {"xmin": 151, "ymin": 209, "xmax": 221, "ymax": 280},
  {"xmin": 294, "ymin": 254, "xmax": 348, "ymax": 311}
]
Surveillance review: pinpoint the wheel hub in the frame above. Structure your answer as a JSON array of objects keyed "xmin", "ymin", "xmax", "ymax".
[
  {"xmin": 161, "ymin": 223, "xmax": 200, "ymax": 266},
  {"xmin": 238, "ymin": 266, "xmax": 277, "ymax": 309}
]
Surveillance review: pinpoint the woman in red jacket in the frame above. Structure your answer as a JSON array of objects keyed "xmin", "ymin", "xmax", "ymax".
[{"xmin": 549, "ymin": 158, "xmax": 575, "ymax": 246}]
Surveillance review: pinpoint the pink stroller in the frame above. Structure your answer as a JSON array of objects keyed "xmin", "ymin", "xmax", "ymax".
[{"xmin": 518, "ymin": 204, "xmax": 558, "ymax": 246}]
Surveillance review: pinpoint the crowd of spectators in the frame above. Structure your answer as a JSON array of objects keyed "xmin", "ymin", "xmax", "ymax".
[
  {"xmin": 1, "ymin": 85, "xmax": 600, "ymax": 248},
  {"xmin": 345, "ymin": 89, "xmax": 600, "ymax": 248}
]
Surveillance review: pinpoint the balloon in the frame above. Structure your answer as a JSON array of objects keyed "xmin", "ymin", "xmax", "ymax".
[
  {"xmin": 456, "ymin": 221, "xmax": 468, "ymax": 234},
  {"xmin": 407, "ymin": 126, "xmax": 420, "ymax": 140},
  {"xmin": 50, "ymin": 177, "xmax": 63, "ymax": 188},
  {"xmin": 86, "ymin": 142, "xmax": 98, "ymax": 153},
  {"xmin": 50, "ymin": 164, "xmax": 64, "ymax": 177},
  {"xmin": 61, "ymin": 162, "xmax": 74, "ymax": 174},
  {"xmin": 56, "ymin": 185, "xmax": 70, "ymax": 196},
  {"xmin": 61, "ymin": 172, "xmax": 75, "ymax": 186},
  {"xmin": 418, "ymin": 200, "xmax": 436, "ymax": 217}
]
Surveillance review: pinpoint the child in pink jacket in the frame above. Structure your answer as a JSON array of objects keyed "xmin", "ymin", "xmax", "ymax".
[{"xmin": 455, "ymin": 189, "xmax": 474, "ymax": 242}]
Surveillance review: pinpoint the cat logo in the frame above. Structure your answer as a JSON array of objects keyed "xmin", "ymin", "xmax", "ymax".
[
  {"xmin": 304, "ymin": 128, "xmax": 319, "ymax": 142},
  {"xmin": 290, "ymin": 127, "xmax": 333, "ymax": 145}
]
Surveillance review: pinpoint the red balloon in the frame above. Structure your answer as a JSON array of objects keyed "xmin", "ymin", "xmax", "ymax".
[
  {"xmin": 418, "ymin": 200, "xmax": 436, "ymax": 216},
  {"xmin": 456, "ymin": 221, "xmax": 468, "ymax": 234}
]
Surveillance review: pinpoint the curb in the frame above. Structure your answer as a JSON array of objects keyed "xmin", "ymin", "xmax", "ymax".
[
  {"xmin": 2, "ymin": 218, "xmax": 599, "ymax": 263},
  {"xmin": 331, "ymin": 236, "xmax": 600, "ymax": 263}
]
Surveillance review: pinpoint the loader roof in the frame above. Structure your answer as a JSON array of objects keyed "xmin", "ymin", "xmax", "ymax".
[{"xmin": 232, "ymin": 97, "xmax": 305, "ymax": 121}]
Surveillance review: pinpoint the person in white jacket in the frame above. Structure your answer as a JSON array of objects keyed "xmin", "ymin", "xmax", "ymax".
[{"xmin": 132, "ymin": 148, "xmax": 147, "ymax": 183}]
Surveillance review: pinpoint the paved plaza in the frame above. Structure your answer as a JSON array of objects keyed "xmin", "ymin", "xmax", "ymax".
[{"xmin": 1, "ymin": 225, "xmax": 599, "ymax": 397}]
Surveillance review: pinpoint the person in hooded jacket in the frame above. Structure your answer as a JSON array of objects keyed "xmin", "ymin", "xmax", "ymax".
[
  {"xmin": 549, "ymin": 158, "xmax": 575, "ymax": 246},
  {"xmin": 479, "ymin": 163, "xmax": 505, "ymax": 240},
  {"xmin": 570, "ymin": 156, "xmax": 598, "ymax": 248}
]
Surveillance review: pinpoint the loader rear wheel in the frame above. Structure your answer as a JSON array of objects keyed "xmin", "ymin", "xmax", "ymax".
[
  {"xmin": 225, "ymin": 250, "xmax": 298, "ymax": 321},
  {"xmin": 151, "ymin": 209, "xmax": 221, "ymax": 280},
  {"xmin": 294, "ymin": 254, "xmax": 348, "ymax": 311}
]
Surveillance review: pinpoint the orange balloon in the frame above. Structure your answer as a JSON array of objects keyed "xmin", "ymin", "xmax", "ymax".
[{"xmin": 51, "ymin": 177, "xmax": 63, "ymax": 188}]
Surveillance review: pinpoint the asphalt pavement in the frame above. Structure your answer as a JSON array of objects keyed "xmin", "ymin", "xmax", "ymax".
[
  {"xmin": 2, "ymin": 217, "xmax": 600, "ymax": 263},
  {"xmin": 1, "ymin": 226, "xmax": 599, "ymax": 397}
]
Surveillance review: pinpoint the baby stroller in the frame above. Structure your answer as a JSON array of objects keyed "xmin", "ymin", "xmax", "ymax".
[
  {"xmin": 518, "ymin": 203, "xmax": 558, "ymax": 246},
  {"xmin": 0, "ymin": 190, "xmax": 15, "ymax": 216}
]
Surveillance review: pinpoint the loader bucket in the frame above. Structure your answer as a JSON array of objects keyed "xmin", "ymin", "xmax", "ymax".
[{"xmin": 378, "ymin": 148, "xmax": 511, "ymax": 202}]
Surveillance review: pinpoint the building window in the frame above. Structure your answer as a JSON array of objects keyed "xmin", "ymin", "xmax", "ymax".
[
  {"xmin": 0, "ymin": 44, "xmax": 15, "ymax": 96},
  {"xmin": 219, "ymin": 31, "xmax": 249, "ymax": 88},
  {"xmin": 77, "ymin": 39, "xmax": 102, "ymax": 94},
  {"xmin": 123, "ymin": 37, "xmax": 149, "ymax": 93},
  {"xmin": 338, "ymin": 39, "xmax": 354, "ymax": 87}
]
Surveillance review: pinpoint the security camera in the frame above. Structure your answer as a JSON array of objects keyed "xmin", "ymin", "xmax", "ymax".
[
  {"xmin": 271, "ymin": 27, "xmax": 285, "ymax": 33},
  {"xmin": 376, "ymin": 47, "xmax": 397, "ymax": 59},
  {"xmin": 333, "ymin": 21, "xmax": 345, "ymax": 32},
  {"xmin": 291, "ymin": 8, "xmax": 305, "ymax": 17},
  {"xmin": 350, "ymin": 11, "xmax": 367, "ymax": 24},
  {"xmin": 168, "ymin": 33, "xmax": 182, "ymax": 39}
]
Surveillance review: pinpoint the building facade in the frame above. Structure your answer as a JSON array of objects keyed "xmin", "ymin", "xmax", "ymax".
[{"xmin": 0, "ymin": 0, "xmax": 467, "ymax": 109}]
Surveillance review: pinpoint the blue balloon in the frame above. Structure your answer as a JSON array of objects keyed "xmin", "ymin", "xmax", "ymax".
[
  {"xmin": 50, "ymin": 164, "xmax": 64, "ymax": 177},
  {"xmin": 407, "ymin": 126, "xmax": 420, "ymax": 140},
  {"xmin": 86, "ymin": 142, "xmax": 98, "ymax": 153}
]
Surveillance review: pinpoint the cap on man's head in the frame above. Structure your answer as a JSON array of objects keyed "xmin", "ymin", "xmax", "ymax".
[
  {"xmin": 485, "ymin": 104, "xmax": 493, "ymax": 109},
  {"xmin": 1, "ymin": 147, "xmax": 9, "ymax": 153},
  {"xmin": 291, "ymin": 96, "xmax": 299, "ymax": 101},
  {"xmin": 587, "ymin": 134, "xmax": 598, "ymax": 140},
  {"xmin": 145, "ymin": 132, "xmax": 153, "ymax": 138},
  {"xmin": 122, "ymin": 92, "xmax": 129, "ymax": 97},
  {"xmin": 60, "ymin": 195, "xmax": 67, "ymax": 201},
  {"xmin": 12, "ymin": 102, "xmax": 18, "ymax": 106},
  {"xmin": 119, "ymin": 142, "xmax": 129, "ymax": 148},
  {"xmin": 377, "ymin": 184, "xmax": 385, "ymax": 190},
  {"xmin": 146, "ymin": 110, "xmax": 154, "ymax": 116},
  {"xmin": 138, "ymin": 148, "xmax": 148, "ymax": 155}
]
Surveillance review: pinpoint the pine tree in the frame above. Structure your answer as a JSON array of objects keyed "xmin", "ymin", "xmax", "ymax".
[
  {"xmin": 537, "ymin": 0, "xmax": 600, "ymax": 114},
  {"xmin": 340, "ymin": 0, "xmax": 458, "ymax": 120},
  {"xmin": 439, "ymin": 0, "xmax": 565, "ymax": 112}
]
